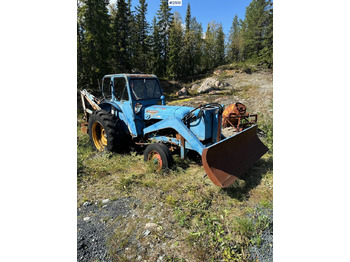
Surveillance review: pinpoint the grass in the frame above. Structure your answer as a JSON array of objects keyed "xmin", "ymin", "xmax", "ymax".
[{"xmin": 77, "ymin": 69, "xmax": 273, "ymax": 261}]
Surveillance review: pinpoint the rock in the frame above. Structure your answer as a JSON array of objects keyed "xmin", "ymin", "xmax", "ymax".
[
  {"xmin": 209, "ymin": 90, "xmax": 217, "ymax": 95},
  {"xmin": 191, "ymin": 83, "xmax": 199, "ymax": 90},
  {"xmin": 143, "ymin": 230, "xmax": 151, "ymax": 237},
  {"xmin": 145, "ymin": 222, "xmax": 158, "ymax": 229},
  {"xmin": 101, "ymin": 199, "xmax": 109, "ymax": 204},
  {"xmin": 214, "ymin": 69, "xmax": 222, "ymax": 75},
  {"xmin": 197, "ymin": 77, "xmax": 216, "ymax": 94},
  {"xmin": 83, "ymin": 201, "xmax": 91, "ymax": 207},
  {"xmin": 83, "ymin": 217, "xmax": 90, "ymax": 221},
  {"xmin": 214, "ymin": 80, "xmax": 221, "ymax": 87},
  {"xmin": 177, "ymin": 87, "xmax": 188, "ymax": 96}
]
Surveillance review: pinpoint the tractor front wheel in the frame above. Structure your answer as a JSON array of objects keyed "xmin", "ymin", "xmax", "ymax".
[{"xmin": 144, "ymin": 143, "xmax": 173, "ymax": 171}]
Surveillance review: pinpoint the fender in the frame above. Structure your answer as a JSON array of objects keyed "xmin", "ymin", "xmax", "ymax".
[{"xmin": 99, "ymin": 101, "xmax": 135, "ymax": 136}]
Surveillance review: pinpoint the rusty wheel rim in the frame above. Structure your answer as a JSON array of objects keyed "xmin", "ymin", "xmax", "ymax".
[
  {"xmin": 148, "ymin": 150, "xmax": 163, "ymax": 171},
  {"xmin": 92, "ymin": 121, "xmax": 107, "ymax": 151}
]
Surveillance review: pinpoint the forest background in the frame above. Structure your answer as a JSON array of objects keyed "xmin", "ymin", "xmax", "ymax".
[{"xmin": 77, "ymin": 0, "xmax": 273, "ymax": 88}]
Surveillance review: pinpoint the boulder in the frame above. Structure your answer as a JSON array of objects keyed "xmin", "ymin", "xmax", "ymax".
[
  {"xmin": 191, "ymin": 83, "xmax": 200, "ymax": 90},
  {"xmin": 177, "ymin": 87, "xmax": 188, "ymax": 96},
  {"xmin": 197, "ymin": 77, "xmax": 216, "ymax": 94},
  {"xmin": 214, "ymin": 69, "xmax": 222, "ymax": 75}
]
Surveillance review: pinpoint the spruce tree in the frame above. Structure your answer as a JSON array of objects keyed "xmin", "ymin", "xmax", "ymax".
[
  {"xmin": 149, "ymin": 16, "xmax": 162, "ymax": 76},
  {"xmin": 134, "ymin": 0, "xmax": 150, "ymax": 72},
  {"xmin": 185, "ymin": 3, "xmax": 191, "ymax": 33},
  {"xmin": 156, "ymin": 0, "xmax": 173, "ymax": 77},
  {"xmin": 77, "ymin": 0, "xmax": 111, "ymax": 89},
  {"xmin": 190, "ymin": 17, "xmax": 204, "ymax": 74},
  {"xmin": 112, "ymin": 0, "xmax": 132, "ymax": 72},
  {"xmin": 168, "ymin": 12, "xmax": 184, "ymax": 79},
  {"xmin": 182, "ymin": 3, "xmax": 193, "ymax": 77},
  {"xmin": 244, "ymin": 0, "xmax": 273, "ymax": 65},
  {"xmin": 214, "ymin": 24, "xmax": 225, "ymax": 66},
  {"xmin": 260, "ymin": 6, "xmax": 273, "ymax": 67},
  {"xmin": 228, "ymin": 15, "xmax": 242, "ymax": 62}
]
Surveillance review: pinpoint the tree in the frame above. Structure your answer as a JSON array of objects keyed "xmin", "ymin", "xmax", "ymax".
[
  {"xmin": 111, "ymin": 0, "xmax": 133, "ymax": 72},
  {"xmin": 148, "ymin": 16, "xmax": 162, "ymax": 76},
  {"xmin": 228, "ymin": 15, "xmax": 242, "ymax": 62},
  {"xmin": 168, "ymin": 12, "xmax": 184, "ymax": 79},
  {"xmin": 243, "ymin": 0, "xmax": 273, "ymax": 65},
  {"xmin": 203, "ymin": 22, "xmax": 214, "ymax": 70},
  {"xmin": 260, "ymin": 6, "xmax": 273, "ymax": 67},
  {"xmin": 214, "ymin": 23, "xmax": 225, "ymax": 66},
  {"xmin": 190, "ymin": 17, "xmax": 204, "ymax": 74},
  {"xmin": 77, "ymin": 0, "xmax": 111, "ymax": 89},
  {"xmin": 182, "ymin": 3, "xmax": 195, "ymax": 77},
  {"xmin": 156, "ymin": 0, "xmax": 173, "ymax": 77},
  {"xmin": 185, "ymin": 3, "xmax": 191, "ymax": 33},
  {"xmin": 134, "ymin": 0, "xmax": 150, "ymax": 72}
]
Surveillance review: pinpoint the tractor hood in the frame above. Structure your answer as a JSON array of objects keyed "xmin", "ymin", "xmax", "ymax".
[{"xmin": 143, "ymin": 105, "xmax": 194, "ymax": 121}]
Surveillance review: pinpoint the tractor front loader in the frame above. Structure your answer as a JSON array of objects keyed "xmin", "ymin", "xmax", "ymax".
[{"xmin": 80, "ymin": 74, "xmax": 268, "ymax": 188}]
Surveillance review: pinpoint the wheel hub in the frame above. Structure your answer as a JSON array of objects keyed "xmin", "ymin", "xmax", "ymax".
[{"xmin": 148, "ymin": 150, "xmax": 163, "ymax": 171}]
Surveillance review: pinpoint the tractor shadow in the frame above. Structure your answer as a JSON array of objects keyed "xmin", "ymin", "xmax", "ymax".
[{"xmin": 220, "ymin": 156, "xmax": 273, "ymax": 201}]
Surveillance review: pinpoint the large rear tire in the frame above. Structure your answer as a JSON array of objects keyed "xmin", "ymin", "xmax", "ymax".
[
  {"xmin": 88, "ymin": 110, "xmax": 126, "ymax": 152},
  {"xmin": 144, "ymin": 143, "xmax": 173, "ymax": 171}
]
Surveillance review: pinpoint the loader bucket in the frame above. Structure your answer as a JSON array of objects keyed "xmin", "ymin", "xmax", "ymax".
[{"xmin": 202, "ymin": 125, "xmax": 268, "ymax": 188}]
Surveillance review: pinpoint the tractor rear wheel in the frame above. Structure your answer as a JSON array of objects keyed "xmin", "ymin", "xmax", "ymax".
[
  {"xmin": 88, "ymin": 110, "xmax": 126, "ymax": 152},
  {"xmin": 144, "ymin": 143, "xmax": 173, "ymax": 171}
]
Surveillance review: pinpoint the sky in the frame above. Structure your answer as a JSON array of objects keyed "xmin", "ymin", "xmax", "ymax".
[{"xmin": 109, "ymin": 0, "xmax": 253, "ymax": 36}]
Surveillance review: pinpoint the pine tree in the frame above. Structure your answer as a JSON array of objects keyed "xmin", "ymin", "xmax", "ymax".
[
  {"xmin": 77, "ymin": 0, "xmax": 111, "ymax": 89},
  {"xmin": 156, "ymin": 0, "xmax": 173, "ymax": 77},
  {"xmin": 168, "ymin": 12, "xmax": 184, "ymax": 79}
]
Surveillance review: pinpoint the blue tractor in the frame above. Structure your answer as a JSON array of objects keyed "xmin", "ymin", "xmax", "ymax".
[{"xmin": 80, "ymin": 74, "xmax": 268, "ymax": 188}]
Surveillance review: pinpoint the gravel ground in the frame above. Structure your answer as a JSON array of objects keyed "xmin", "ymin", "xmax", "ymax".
[
  {"xmin": 77, "ymin": 197, "xmax": 138, "ymax": 262},
  {"xmin": 249, "ymin": 206, "xmax": 273, "ymax": 262}
]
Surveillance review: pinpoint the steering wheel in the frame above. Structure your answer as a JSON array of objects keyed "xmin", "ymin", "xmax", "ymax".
[{"xmin": 182, "ymin": 103, "xmax": 223, "ymax": 123}]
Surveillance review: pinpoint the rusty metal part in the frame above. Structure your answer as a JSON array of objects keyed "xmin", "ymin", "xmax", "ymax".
[
  {"xmin": 80, "ymin": 89, "xmax": 101, "ymax": 112},
  {"xmin": 202, "ymin": 125, "xmax": 268, "ymax": 188},
  {"xmin": 80, "ymin": 92, "xmax": 87, "ymax": 121},
  {"xmin": 81, "ymin": 122, "xmax": 88, "ymax": 134},
  {"xmin": 128, "ymin": 74, "xmax": 156, "ymax": 78},
  {"xmin": 222, "ymin": 102, "xmax": 257, "ymax": 132}
]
